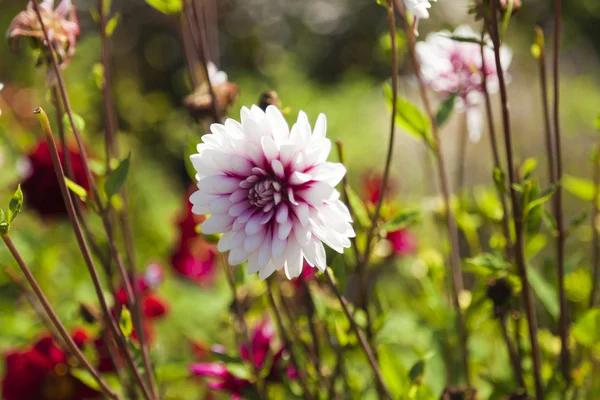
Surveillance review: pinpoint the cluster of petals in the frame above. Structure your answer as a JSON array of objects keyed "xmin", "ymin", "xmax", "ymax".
[
  {"xmin": 404, "ymin": 0, "xmax": 438, "ymax": 20},
  {"xmin": 416, "ymin": 24, "xmax": 512, "ymax": 141},
  {"xmin": 170, "ymin": 188, "xmax": 218, "ymax": 284},
  {"xmin": 189, "ymin": 105, "xmax": 354, "ymax": 279},
  {"xmin": 7, "ymin": 0, "xmax": 80, "ymax": 67},
  {"xmin": 190, "ymin": 316, "xmax": 294, "ymax": 399},
  {"xmin": 2, "ymin": 331, "xmax": 99, "ymax": 400}
]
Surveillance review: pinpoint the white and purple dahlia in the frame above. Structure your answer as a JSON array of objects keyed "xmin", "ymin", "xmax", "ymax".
[{"xmin": 189, "ymin": 106, "xmax": 355, "ymax": 279}]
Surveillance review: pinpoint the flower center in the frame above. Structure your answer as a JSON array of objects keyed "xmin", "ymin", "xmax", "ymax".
[{"xmin": 248, "ymin": 179, "xmax": 282, "ymax": 210}]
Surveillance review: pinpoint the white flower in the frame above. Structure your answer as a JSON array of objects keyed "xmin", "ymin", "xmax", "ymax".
[
  {"xmin": 404, "ymin": 0, "xmax": 437, "ymax": 19},
  {"xmin": 207, "ymin": 62, "xmax": 228, "ymax": 86},
  {"xmin": 189, "ymin": 106, "xmax": 355, "ymax": 279},
  {"xmin": 416, "ymin": 25, "xmax": 512, "ymax": 142}
]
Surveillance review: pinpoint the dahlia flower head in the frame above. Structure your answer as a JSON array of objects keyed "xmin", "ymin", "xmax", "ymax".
[
  {"xmin": 7, "ymin": 0, "xmax": 80, "ymax": 67},
  {"xmin": 189, "ymin": 105, "xmax": 354, "ymax": 279},
  {"xmin": 416, "ymin": 24, "xmax": 512, "ymax": 141}
]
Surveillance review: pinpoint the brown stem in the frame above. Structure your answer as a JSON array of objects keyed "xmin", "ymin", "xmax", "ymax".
[
  {"xmin": 395, "ymin": 0, "xmax": 470, "ymax": 383},
  {"xmin": 456, "ymin": 114, "xmax": 468, "ymax": 192},
  {"xmin": 486, "ymin": 3, "xmax": 544, "ymax": 397},
  {"xmin": 299, "ymin": 278, "xmax": 321, "ymax": 366},
  {"xmin": 552, "ymin": 0, "xmax": 571, "ymax": 384},
  {"xmin": 180, "ymin": 13, "xmax": 200, "ymax": 88},
  {"xmin": 223, "ymin": 259, "xmax": 266, "ymax": 397},
  {"xmin": 590, "ymin": 150, "xmax": 600, "ymax": 308},
  {"xmin": 480, "ymin": 27, "xmax": 514, "ymax": 261},
  {"xmin": 1, "ymin": 235, "xmax": 120, "ymax": 400},
  {"xmin": 322, "ymin": 269, "xmax": 392, "ymax": 399},
  {"xmin": 98, "ymin": 0, "xmax": 157, "ymax": 393},
  {"xmin": 187, "ymin": 0, "xmax": 220, "ymax": 123},
  {"xmin": 34, "ymin": 107, "xmax": 154, "ymax": 400},
  {"xmin": 266, "ymin": 280, "xmax": 314, "ymax": 400}
]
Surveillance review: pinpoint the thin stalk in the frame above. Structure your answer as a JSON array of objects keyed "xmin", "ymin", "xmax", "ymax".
[
  {"xmin": 34, "ymin": 107, "xmax": 154, "ymax": 400},
  {"xmin": 552, "ymin": 0, "xmax": 571, "ymax": 384},
  {"xmin": 535, "ymin": 27, "xmax": 557, "ymax": 183},
  {"xmin": 456, "ymin": 115, "xmax": 468, "ymax": 192},
  {"xmin": 266, "ymin": 280, "xmax": 314, "ymax": 400},
  {"xmin": 278, "ymin": 289, "xmax": 320, "ymax": 372},
  {"xmin": 1, "ymin": 235, "xmax": 119, "ymax": 400},
  {"xmin": 322, "ymin": 269, "xmax": 392, "ymax": 399},
  {"xmin": 590, "ymin": 149, "xmax": 600, "ymax": 308},
  {"xmin": 98, "ymin": 0, "xmax": 156, "ymax": 393},
  {"xmin": 299, "ymin": 278, "xmax": 321, "ymax": 367},
  {"xmin": 356, "ymin": 1, "xmax": 400, "ymax": 312},
  {"xmin": 480, "ymin": 27, "xmax": 513, "ymax": 260},
  {"xmin": 500, "ymin": 316, "xmax": 524, "ymax": 387},
  {"xmin": 223, "ymin": 259, "xmax": 266, "ymax": 398},
  {"xmin": 486, "ymin": 2, "xmax": 544, "ymax": 397},
  {"xmin": 180, "ymin": 13, "xmax": 200, "ymax": 88},
  {"xmin": 395, "ymin": 0, "xmax": 469, "ymax": 383},
  {"xmin": 188, "ymin": 0, "xmax": 220, "ymax": 123}
]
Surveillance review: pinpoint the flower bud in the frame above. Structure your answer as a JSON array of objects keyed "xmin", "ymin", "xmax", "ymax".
[
  {"xmin": 486, "ymin": 278, "xmax": 513, "ymax": 318},
  {"xmin": 257, "ymin": 90, "xmax": 281, "ymax": 111}
]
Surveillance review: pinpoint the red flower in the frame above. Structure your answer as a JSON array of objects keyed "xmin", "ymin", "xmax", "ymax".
[
  {"xmin": 387, "ymin": 228, "xmax": 418, "ymax": 256},
  {"xmin": 20, "ymin": 140, "xmax": 90, "ymax": 218},
  {"xmin": 362, "ymin": 170, "xmax": 397, "ymax": 206},
  {"xmin": 190, "ymin": 316, "xmax": 295, "ymax": 398},
  {"xmin": 170, "ymin": 188, "xmax": 218, "ymax": 284},
  {"xmin": 2, "ymin": 333, "xmax": 100, "ymax": 400},
  {"xmin": 96, "ymin": 265, "xmax": 169, "ymax": 372}
]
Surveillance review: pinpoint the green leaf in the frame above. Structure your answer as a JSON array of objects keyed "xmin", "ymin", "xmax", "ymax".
[
  {"xmin": 70, "ymin": 369, "xmax": 101, "ymax": 391},
  {"xmin": 520, "ymin": 157, "xmax": 537, "ymax": 178},
  {"xmin": 465, "ymin": 252, "xmax": 509, "ymax": 273},
  {"xmin": 330, "ymin": 254, "xmax": 347, "ymax": 291},
  {"xmin": 568, "ymin": 210, "xmax": 589, "ymax": 234},
  {"xmin": 145, "ymin": 0, "xmax": 183, "ymax": 14},
  {"xmin": 65, "ymin": 178, "xmax": 88, "ymax": 201},
  {"xmin": 105, "ymin": 13, "xmax": 120, "ymax": 36},
  {"xmin": 379, "ymin": 348, "xmax": 407, "ymax": 397},
  {"xmin": 525, "ymin": 182, "xmax": 560, "ymax": 213},
  {"xmin": 501, "ymin": 0, "xmax": 514, "ymax": 38},
  {"xmin": 542, "ymin": 208, "xmax": 558, "ymax": 234},
  {"xmin": 375, "ymin": 0, "xmax": 389, "ymax": 6},
  {"xmin": 572, "ymin": 308, "xmax": 600, "ymax": 347},
  {"xmin": 445, "ymin": 35, "xmax": 485, "ymax": 46},
  {"xmin": 0, "ymin": 209, "xmax": 4, "ymax": 223},
  {"xmin": 346, "ymin": 186, "xmax": 370, "ymax": 229},
  {"xmin": 528, "ymin": 267, "xmax": 559, "ymax": 320},
  {"xmin": 119, "ymin": 307, "xmax": 133, "ymax": 338},
  {"xmin": 383, "ymin": 210, "xmax": 421, "ymax": 232},
  {"xmin": 0, "ymin": 209, "xmax": 7, "ymax": 235},
  {"xmin": 384, "ymin": 85, "xmax": 434, "ymax": 150},
  {"xmin": 563, "ymin": 174, "xmax": 595, "ymax": 201},
  {"xmin": 62, "ymin": 113, "xmax": 86, "ymax": 133},
  {"xmin": 493, "ymin": 167, "xmax": 506, "ymax": 193},
  {"xmin": 434, "ymin": 92, "xmax": 457, "ymax": 127},
  {"xmin": 7, "ymin": 185, "xmax": 23, "ymax": 224},
  {"xmin": 104, "ymin": 153, "xmax": 131, "ymax": 200}
]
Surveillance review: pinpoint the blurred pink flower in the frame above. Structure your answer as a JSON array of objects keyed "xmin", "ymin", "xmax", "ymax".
[
  {"xmin": 190, "ymin": 316, "xmax": 294, "ymax": 399},
  {"xmin": 7, "ymin": 0, "xmax": 80, "ymax": 67},
  {"xmin": 416, "ymin": 25, "xmax": 512, "ymax": 141},
  {"xmin": 387, "ymin": 228, "xmax": 418, "ymax": 256},
  {"xmin": 189, "ymin": 106, "xmax": 354, "ymax": 279},
  {"xmin": 170, "ymin": 188, "xmax": 218, "ymax": 284},
  {"xmin": 362, "ymin": 170, "xmax": 398, "ymax": 206}
]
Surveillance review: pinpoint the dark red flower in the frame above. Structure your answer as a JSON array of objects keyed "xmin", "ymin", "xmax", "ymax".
[
  {"xmin": 2, "ymin": 333, "xmax": 100, "ymax": 400},
  {"xmin": 170, "ymin": 188, "xmax": 218, "ymax": 284},
  {"xmin": 20, "ymin": 140, "xmax": 90, "ymax": 218}
]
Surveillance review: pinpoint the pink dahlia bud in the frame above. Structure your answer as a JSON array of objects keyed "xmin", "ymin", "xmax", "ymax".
[
  {"xmin": 416, "ymin": 24, "xmax": 512, "ymax": 141},
  {"xmin": 7, "ymin": 0, "xmax": 80, "ymax": 67},
  {"xmin": 189, "ymin": 106, "xmax": 355, "ymax": 279}
]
